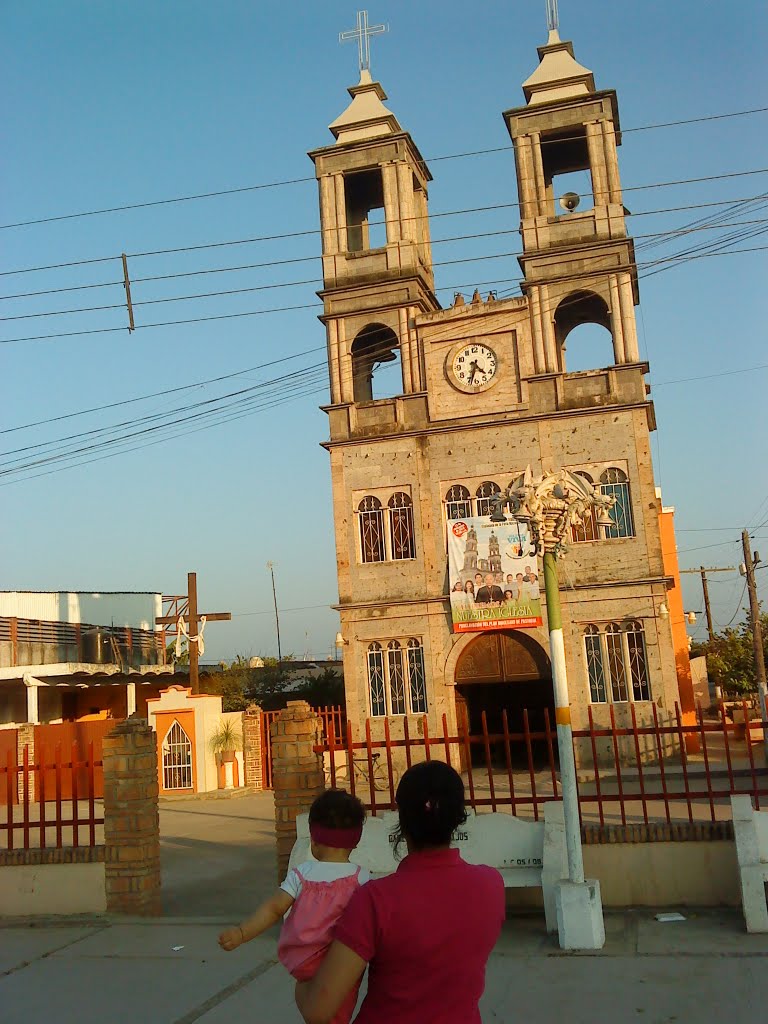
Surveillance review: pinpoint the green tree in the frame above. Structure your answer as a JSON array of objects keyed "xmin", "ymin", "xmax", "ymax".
[{"xmin": 690, "ymin": 610, "xmax": 767, "ymax": 696}]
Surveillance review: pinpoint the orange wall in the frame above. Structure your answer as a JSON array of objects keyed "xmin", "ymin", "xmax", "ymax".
[{"xmin": 659, "ymin": 507, "xmax": 696, "ymax": 718}]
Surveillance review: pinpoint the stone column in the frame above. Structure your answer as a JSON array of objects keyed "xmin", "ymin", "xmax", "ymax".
[
  {"xmin": 103, "ymin": 718, "xmax": 161, "ymax": 916},
  {"xmin": 272, "ymin": 701, "xmax": 325, "ymax": 882},
  {"xmin": 585, "ymin": 122, "xmax": 608, "ymax": 206},
  {"xmin": 16, "ymin": 722, "xmax": 35, "ymax": 804},
  {"xmin": 242, "ymin": 704, "xmax": 264, "ymax": 792}
]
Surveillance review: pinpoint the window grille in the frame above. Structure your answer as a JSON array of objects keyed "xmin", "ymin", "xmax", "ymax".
[
  {"xmin": 445, "ymin": 484, "xmax": 472, "ymax": 521},
  {"xmin": 600, "ymin": 467, "xmax": 634, "ymax": 539},
  {"xmin": 367, "ymin": 642, "xmax": 386, "ymax": 717},
  {"xmin": 571, "ymin": 472, "xmax": 599, "ymax": 543},
  {"xmin": 584, "ymin": 625, "xmax": 607, "ymax": 703},
  {"xmin": 387, "ymin": 641, "xmax": 407, "ymax": 715},
  {"xmin": 407, "ymin": 639, "xmax": 428, "ymax": 714},
  {"xmin": 358, "ymin": 495, "xmax": 386, "ymax": 563},
  {"xmin": 475, "ymin": 480, "xmax": 501, "ymax": 517},
  {"xmin": 584, "ymin": 621, "xmax": 651, "ymax": 705},
  {"xmin": 388, "ymin": 492, "xmax": 416, "ymax": 560},
  {"xmin": 162, "ymin": 720, "xmax": 193, "ymax": 791},
  {"xmin": 367, "ymin": 638, "xmax": 428, "ymax": 717},
  {"xmin": 626, "ymin": 620, "xmax": 651, "ymax": 701}
]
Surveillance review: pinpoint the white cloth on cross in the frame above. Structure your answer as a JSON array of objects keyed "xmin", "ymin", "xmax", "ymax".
[{"xmin": 176, "ymin": 615, "xmax": 207, "ymax": 658}]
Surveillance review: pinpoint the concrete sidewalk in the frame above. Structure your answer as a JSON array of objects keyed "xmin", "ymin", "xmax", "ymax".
[{"xmin": 2, "ymin": 909, "xmax": 767, "ymax": 1024}]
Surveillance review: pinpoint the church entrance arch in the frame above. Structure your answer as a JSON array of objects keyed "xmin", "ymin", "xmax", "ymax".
[{"xmin": 454, "ymin": 630, "xmax": 554, "ymax": 767}]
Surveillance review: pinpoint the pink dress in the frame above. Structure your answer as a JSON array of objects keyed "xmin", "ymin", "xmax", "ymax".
[{"xmin": 278, "ymin": 864, "xmax": 364, "ymax": 1024}]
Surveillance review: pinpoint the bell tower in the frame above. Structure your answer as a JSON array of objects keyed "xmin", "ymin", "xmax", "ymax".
[
  {"xmin": 503, "ymin": 21, "xmax": 640, "ymax": 374},
  {"xmin": 309, "ymin": 67, "xmax": 439, "ymax": 422}
]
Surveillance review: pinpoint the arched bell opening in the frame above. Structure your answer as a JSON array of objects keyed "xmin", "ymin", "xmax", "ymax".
[
  {"xmin": 350, "ymin": 323, "xmax": 401, "ymax": 403},
  {"xmin": 554, "ymin": 290, "xmax": 614, "ymax": 372}
]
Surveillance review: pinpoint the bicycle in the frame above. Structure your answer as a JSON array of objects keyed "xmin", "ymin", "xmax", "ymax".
[{"xmin": 324, "ymin": 750, "xmax": 400, "ymax": 793}]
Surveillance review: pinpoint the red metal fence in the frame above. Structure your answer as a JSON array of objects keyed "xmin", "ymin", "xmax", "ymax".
[
  {"xmin": 317, "ymin": 702, "xmax": 768, "ymax": 826},
  {"xmin": 261, "ymin": 705, "xmax": 346, "ymax": 790},
  {"xmin": 1, "ymin": 743, "xmax": 104, "ymax": 850}
]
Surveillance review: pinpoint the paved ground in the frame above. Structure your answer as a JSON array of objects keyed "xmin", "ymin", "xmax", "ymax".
[
  {"xmin": 1, "ymin": 909, "xmax": 767, "ymax": 1023},
  {"xmin": 159, "ymin": 791, "xmax": 276, "ymax": 917}
]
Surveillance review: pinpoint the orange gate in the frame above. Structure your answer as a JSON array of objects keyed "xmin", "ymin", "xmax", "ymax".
[{"xmin": 34, "ymin": 720, "xmax": 114, "ymax": 800}]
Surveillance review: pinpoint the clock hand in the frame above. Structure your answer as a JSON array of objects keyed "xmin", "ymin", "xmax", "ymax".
[{"xmin": 468, "ymin": 360, "xmax": 479, "ymax": 383}]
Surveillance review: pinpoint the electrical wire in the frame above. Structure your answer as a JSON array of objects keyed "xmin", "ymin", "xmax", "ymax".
[
  {"xmin": 3, "ymin": 167, "xmax": 768, "ymax": 279},
  {"xmin": 3, "ymin": 106, "xmax": 766, "ymax": 231}
]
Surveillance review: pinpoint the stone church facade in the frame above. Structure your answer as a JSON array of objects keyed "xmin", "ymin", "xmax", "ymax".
[{"xmin": 309, "ymin": 26, "xmax": 683, "ymax": 757}]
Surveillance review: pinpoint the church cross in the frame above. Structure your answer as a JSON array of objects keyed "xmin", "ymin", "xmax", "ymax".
[
  {"xmin": 156, "ymin": 572, "xmax": 231, "ymax": 694},
  {"xmin": 339, "ymin": 10, "xmax": 388, "ymax": 75},
  {"xmin": 546, "ymin": 0, "xmax": 560, "ymax": 33}
]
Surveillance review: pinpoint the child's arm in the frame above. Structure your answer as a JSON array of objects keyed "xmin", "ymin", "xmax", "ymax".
[{"xmin": 218, "ymin": 889, "xmax": 294, "ymax": 951}]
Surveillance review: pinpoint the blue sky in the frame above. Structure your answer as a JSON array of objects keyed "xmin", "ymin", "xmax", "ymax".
[{"xmin": 1, "ymin": 1, "xmax": 766, "ymax": 661}]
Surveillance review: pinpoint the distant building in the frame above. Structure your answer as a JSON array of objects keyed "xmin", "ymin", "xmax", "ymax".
[{"xmin": 0, "ymin": 591, "xmax": 173, "ymax": 726}]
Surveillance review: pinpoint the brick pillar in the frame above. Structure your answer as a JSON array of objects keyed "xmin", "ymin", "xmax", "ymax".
[
  {"xmin": 272, "ymin": 701, "xmax": 325, "ymax": 881},
  {"xmin": 16, "ymin": 723, "xmax": 35, "ymax": 804},
  {"xmin": 243, "ymin": 704, "xmax": 264, "ymax": 792},
  {"xmin": 103, "ymin": 718, "xmax": 161, "ymax": 915}
]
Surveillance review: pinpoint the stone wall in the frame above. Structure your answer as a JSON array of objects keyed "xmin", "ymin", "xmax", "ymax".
[
  {"xmin": 271, "ymin": 701, "xmax": 325, "ymax": 881},
  {"xmin": 103, "ymin": 718, "xmax": 161, "ymax": 915}
]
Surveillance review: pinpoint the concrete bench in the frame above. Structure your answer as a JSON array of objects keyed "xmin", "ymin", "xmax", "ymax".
[
  {"xmin": 731, "ymin": 795, "xmax": 768, "ymax": 933},
  {"xmin": 289, "ymin": 801, "xmax": 567, "ymax": 932}
]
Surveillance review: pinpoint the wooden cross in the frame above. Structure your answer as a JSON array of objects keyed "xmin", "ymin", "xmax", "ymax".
[
  {"xmin": 156, "ymin": 572, "xmax": 231, "ymax": 694},
  {"xmin": 339, "ymin": 10, "xmax": 388, "ymax": 75}
]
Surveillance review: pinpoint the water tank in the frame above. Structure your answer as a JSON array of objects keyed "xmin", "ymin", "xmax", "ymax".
[{"xmin": 81, "ymin": 628, "xmax": 111, "ymax": 664}]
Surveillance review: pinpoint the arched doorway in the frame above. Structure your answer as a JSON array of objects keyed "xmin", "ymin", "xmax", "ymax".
[{"xmin": 454, "ymin": 630, "xmax": 554, "ymax": 767}]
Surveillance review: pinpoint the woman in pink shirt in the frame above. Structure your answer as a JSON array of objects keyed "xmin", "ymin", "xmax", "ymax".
[{"xmin": 296, "ymin": 760, "xmax": 506, "ymax": 1024}]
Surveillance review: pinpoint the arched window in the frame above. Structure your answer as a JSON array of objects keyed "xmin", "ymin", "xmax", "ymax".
[
  {"xmin": 571, "ymin": 471, "xmax": 599, "ymax": 543},
  {"xmin": 476, "ymin": 480, "xmax": 501, "ymax": 517},
  {"xmin": 367, "ymin": 642, "xmax": 386, "ymax": 717},
  {"xmin": 406, "ymin": 639, "xmax": 427, "ymax": 714},
  {"xmin": 387, "ymin": 640, "xmax": 406, "ymax": 715},
  {"xmin": 366, "ymin": 638, "xmax": 429, "ymax": 717},
  {"xmin": 600, "ymin": 467, "xmax": 634, "ymax": 539},
  {"xmin": 625, "ymin": 620, "xmax": 651, "ymax": 701},
  {"xmin": 605, "ymin": 623, "xmax": 628, "ymax": 702},
  {"xmin": 584, "ymin": 625, "xmax": 606, "ymax": 703},
  {"xmin": 584, "ymin": 622, "xmax": 652, "ymax": 705},
  {"xmin": 351, "ymin": 324, "xmax": 401, "ymax": 403},
  {"xmin": 162, "ymin": 720, "xmax": 193, "ymax": 791},
  {"xmin": 358, "ymin": 496, "xmax": 385, "ymax": 563},
  {"xmin": 445, "ymin": 484, "xmax": 471, "ymax": 521},
  {"xmin": 388, "ymin": 492, "xmax": 415, "ymax": 560}
]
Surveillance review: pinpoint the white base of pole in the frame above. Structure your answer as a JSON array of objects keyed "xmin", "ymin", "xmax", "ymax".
[
  {"xmin": 555, "ymin": 878, "xmax": 606, "ymax": 950},
  {"xmin": 224, "ymin": 761, "xmax": 235, "ymax": 790}
]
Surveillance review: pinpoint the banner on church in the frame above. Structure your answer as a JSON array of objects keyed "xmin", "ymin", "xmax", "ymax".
[{"xmin": 447, "ymin": 517, "xmax": 543, "ymax": 633}]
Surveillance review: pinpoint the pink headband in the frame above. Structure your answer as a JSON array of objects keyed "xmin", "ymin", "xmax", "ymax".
[{"xmin": 310, "ymin": 823, "xmax": 363, "ymax": 849}]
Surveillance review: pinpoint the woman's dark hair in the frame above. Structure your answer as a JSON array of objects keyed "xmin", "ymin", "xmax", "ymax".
[
  {"xmin": 392, "ymin": 761, "xmax": 467, "ymax": 853},
  {"xmin": 309, "ymin": 789, "xmax": 365, "ymax": 830}
]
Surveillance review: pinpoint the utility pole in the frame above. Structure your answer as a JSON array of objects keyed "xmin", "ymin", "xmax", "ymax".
[
  {"xmin": 680, "ymin": 566, "xmax": 735, "ymax": 642},
  {"xmin": 742, "ymin": 531, "xmax": 767, "ymax": 751},
  {"xmin": 267, "ymin": 562, "xmax": 283, "ymax": 674}
]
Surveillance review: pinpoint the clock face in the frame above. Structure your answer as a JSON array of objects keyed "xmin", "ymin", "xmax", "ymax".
[{"xmin": 450, "ymin": 343, "xmax": 498, "ymax": 391}]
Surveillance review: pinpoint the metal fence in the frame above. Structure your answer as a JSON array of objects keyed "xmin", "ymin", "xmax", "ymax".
[
  {"xmin": 316, "ymin": 702, "xmax": 768, "ymax": 826},
  {"xmin": 1, "ymin": 743, "xmax": 104, "ymax": 850},
  {"xmin": 261, "ymin": 704, "xmax": 346, "ymax": 789}
]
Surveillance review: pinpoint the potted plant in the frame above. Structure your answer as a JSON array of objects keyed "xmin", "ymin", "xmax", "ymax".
[{"xmin": 210, "ymin": 720, "xmax": 243, "ymax": 789}]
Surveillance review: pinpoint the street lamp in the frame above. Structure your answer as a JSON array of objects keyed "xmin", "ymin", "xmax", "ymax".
[{"xmin": 490, "ymin": 466, "xmax": 614, "ymax": 949}]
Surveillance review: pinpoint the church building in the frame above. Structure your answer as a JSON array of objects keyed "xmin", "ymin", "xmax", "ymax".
[{"xmin": 309, "ymin": 21, "xmax": 689, "ymax": 758}]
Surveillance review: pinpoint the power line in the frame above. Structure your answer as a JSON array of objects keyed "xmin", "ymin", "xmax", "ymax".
[
  {"xmin": 3, "ymin": 105, "xmax": 766, "ymax": 231},
  {"xmin": 3, "ymin": 167, "xmax": 768, "ymax": 279},
  {"xmin": 4, "ymin": 237, "xmax": 768, "ymax": 346},
  {"xmin": 6, "ymin": 216, "xmax": 768, "ymax": 324}
]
